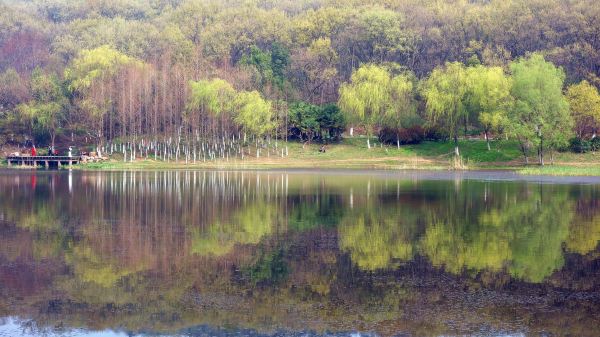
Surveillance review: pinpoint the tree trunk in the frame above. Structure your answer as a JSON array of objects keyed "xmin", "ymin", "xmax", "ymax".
[
  {"xmin": 454, "ymin": 135, "xmax": 460, "ymax": 157},
  {"xmin": 538, "ymin": 136, "xmax": 544, "ymax": 166},
  {"xmin": 519, "ymin": 141, "xmax": 529, "ymax": 165},
  {"xmin": 485, "ymin": 131, "xmax": 491, "ymax": 151}
]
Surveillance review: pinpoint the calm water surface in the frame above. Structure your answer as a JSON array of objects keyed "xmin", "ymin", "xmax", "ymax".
[{"xmin": 0, "ymin": 169, "xmax": 599, "ymax": 337}]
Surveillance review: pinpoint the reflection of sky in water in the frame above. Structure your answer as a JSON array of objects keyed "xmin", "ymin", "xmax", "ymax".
[
  {"xmin": 0, "ymin": 317, "xmax": 527, "ymax": 337},
  {"xmin": 0, "ymin": 317, "xmax": 131, "ymax": 337}
]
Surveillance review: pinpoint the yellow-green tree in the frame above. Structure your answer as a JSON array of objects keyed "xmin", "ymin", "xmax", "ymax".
[
  {"xmin": 466, "ymin": 65, "xmax": 512, "ymax": 151},
  {"xmin": 422, "ymin": 62, "xmax": 469, "ymax": 156},
  {"xmin": 506, "ymin": 54, "xmax": 572, "ymax": 165},
  {"xmin": 186, "ymin": 78, "xmax": 236, "ymax": 137},
  {"xmin": 64, "ymin": 45, "xmax": 143, "ymax": 146},
  {"xmin": 233, "ymin": 90, "xmax": 277, "ymax": 141},
  {"xmin": 338, "ymin": 63, "xmax": 416, "ymax": 149},
  {"xmin": 566, "ymin": 80, "xmax": 600, "ymax": 139}
]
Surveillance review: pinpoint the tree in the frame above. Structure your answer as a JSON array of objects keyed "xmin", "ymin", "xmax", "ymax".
[
  {"xmin": 289, "ymin": 37, "xmax": 339, "ymax": 104},
  {"xmin": 0, "ymin": 68, "xmax": 30, "ymax": 143},
  {"xmin": 384, "ymin": 70, "xmax": 419, "ymax": 148},
  {"xmin": 0, "ymin": 68, "xmax": 29, "ymax": 112},
  {"xmin": 288, "ymin": 102, "xmax": 320, "ymax": 143},
  {"xmin": 186, "ymin": 78, "xmax": 236, "ymax": 137},
  {"xmin": 507, "ymin": 54, "xmax": 572, "ymax": 165},
  {"xmin": 270, "ymin": 42, "xmax": 290, "ymax": 90},
  {"xmin": 317, "ymin": 104, "xmax": 346, "ymax": 141},
  {"xmin": 466, "ymin": 66, "xmax": 512, "ymax": 151},
  {"xmin": 339, "ymin": 63, "xmax": 415, "ymax": 149},
  {"xmin": 64, "ymin": 45, "xmax": 142, "ymax": 146},
  {"xmin": 16, "ymin": 68, "xmax": 67, "ymax": 148},
  {"xmin": 422, "ymin": 62, "xmax": 469, "ymax": 156},
  {"xmin": 566, "ymin": 80, "xmax": 600, "ymax": 139},
  {"xmin": 355, "ymin": 9, "xmax": 413, "ymax": 63},
  {"xmin": 233, "ymin": 91, "xmax": 276, "ymax": 140}
]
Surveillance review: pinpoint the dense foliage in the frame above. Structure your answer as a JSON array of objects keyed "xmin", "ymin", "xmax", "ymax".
[{"xmin": 0, "ymin": 0, "xmax": 599, "ymax": 164}]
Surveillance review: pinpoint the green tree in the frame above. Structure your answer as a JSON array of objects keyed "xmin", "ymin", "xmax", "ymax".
[
  {"xmin": 233, "ymin": 91, "xmax": 277, "ymax": 140},
  {"xmin": 339, "ymin": 63, "xmax": 415, "ymax": 149},
  {"xmin": 356, "ymin": 9, "xmax": 413, "ymax": 63},
  {"xmin": 384, "ymin": 71, "xmax": 419, "ymax": 148},
  {"xmin": 270, "ymin": 42, "xmax": 290, "ymax": 90},
  {"xmin": 241, "ymin": 45, "xmax": 274, "ymax": 88},
  {"xmin": 288, "ymin": 102, "xmax": 320, "ymax": 143},
  {"xmin": 17, "ymin": 68, "xmax": 67, "ymax": 148},
  {"xmin": 566, "ymin": 80, "xmax": 600, "ymax": 139},
  {"xmin": 422, "ymin": 62, "xmax": 469, "ymax": 156},
  {"xmin": 507, "ymin": 54, "xmax": 572, "ymax": 165},
  {"xmin": 466, "ymin": 66, "xmax": 512, "ymax": 151},
  {"xmin": 64, "ymin": 45, "xmax": 142, "ymax": 146},
  {"xmin": 186, "ymin": 78, "xmax": 236, "ymax": 137},
  {"xmin": 317, "ymin": 104, "xmax": 346, "ymax": 141},
  {"xmin": 187, "ymin": 79, "xmax": 236, "ymax": 116}
]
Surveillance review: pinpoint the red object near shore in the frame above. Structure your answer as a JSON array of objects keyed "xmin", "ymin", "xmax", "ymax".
[{"xmin": 30, "ymin": 147, "xmax": 36, "ymax": 156}]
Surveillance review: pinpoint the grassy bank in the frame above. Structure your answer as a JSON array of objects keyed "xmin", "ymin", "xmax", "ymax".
[
  {"xmin": 5, "ymin": 138, "xmax": 599, "ymax": 175},
  {"xmin": 517, "ymin": 166, "xmax": 600, "ymax": 176},
  {"xmin": 77, "ymin": 138, "xmax": 520, "ymax": 171}
]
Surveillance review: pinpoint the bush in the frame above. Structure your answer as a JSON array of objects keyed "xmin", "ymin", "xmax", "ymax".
[
  {"xmin": 317, "ymin": 104, "xmax": 346, "ymax": 141},
  {"xmin": 569, "ymin": 137, "xmax": 591, "ymax": 153},
  {"xmin": 423, "ymin": 126, "xmax": 448, "ymax": 141},
  {"xmin": 591, "ymin": 137, "xmax": 600, "ymax": 151},
  {"xmin": 378, "ymin": 126, "xmax": 425, "ymax": 145},
  {"xmin": 288, "ymin": 102, "xmax": 345, "ymax": 143}
]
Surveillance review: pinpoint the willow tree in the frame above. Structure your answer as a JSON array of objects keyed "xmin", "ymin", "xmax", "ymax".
[
  {"xmin": 422, "ymin": 62, "xmax": 469, "ymax": 156},
  {"xmin": 507, "ymin": 54, "xmax": 572, "ymax": 165},
  {"xmin": 386, "ymin": 71, "xmax": 418, "ymax": 148},
  {"xmin": 186, "ymin": 78, "xmax": 236, "ymax": 139},
  {"xmin": 338, "ymin": 63, "xmax": 415, "ymax": 149},
  {"xmin": 566, "ymin": 80, "xmax": 600, "ymax": 139},
  {"xmin": 64, "ymin": 45, "xmax": 142, "ymax": 149},
  {"xmin": 233, "ymin": 90, "xmax": 276, "ymax": 150},
  {"xmin": 466, "ymin": 66, "xmax": 512, "ymax": 151}
]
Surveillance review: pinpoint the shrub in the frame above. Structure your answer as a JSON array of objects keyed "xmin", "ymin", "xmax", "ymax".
[
  {"xmin": 569, "ymin": 137, "xmax": 591, "ymax": 153},
  {"xmin": 378, "ymin": 126, "xmax": 425, "ymax": 145},
  {"xmin": 591, "ymin": 137, "xmax": 600, "ymax": 151},
  {"xmin": 423, "ymin": 126, "xmax": 448, "ymax": 141},
  {"xmin": 288, "ymin": 102, "xmax": 346, "ymax": 143}
]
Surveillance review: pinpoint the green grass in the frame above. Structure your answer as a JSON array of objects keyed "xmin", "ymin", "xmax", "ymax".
[
  {"xmin": 10, "ymin": 138, "xmax": 594, "ymax": 175},
  {"xmin": 403, "ymin": 139, "xmax": 523, "ymax": 163},
  {"xmin": 518, "ymin": 165, "xmax": 600, "ymax": 176},
  {"xmin": 296, "ymin": 137, "xmax": 523, "ymax": 163},
  {"xmin": 75, "ymin": 138, "xmax": 519, "ymax": 171}
]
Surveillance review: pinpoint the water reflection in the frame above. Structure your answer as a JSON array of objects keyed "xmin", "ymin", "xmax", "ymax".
[{"xmin": 0, "ymin": 170, "xmax": 599, "ymax": 336}]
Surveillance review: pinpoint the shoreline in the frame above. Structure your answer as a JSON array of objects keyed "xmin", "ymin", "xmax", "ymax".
[
  {"xmin": 2, "ymin": 159, "xmax": 600, "ymax": 179},
  {"xmin": 2, "ymin": 140, "xmax": 600, "ymax": 177}
]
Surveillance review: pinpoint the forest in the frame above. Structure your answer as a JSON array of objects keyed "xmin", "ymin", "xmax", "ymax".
[{"xmin": 1, "ymin": 0, "xmax": 600, "ymax": 165}]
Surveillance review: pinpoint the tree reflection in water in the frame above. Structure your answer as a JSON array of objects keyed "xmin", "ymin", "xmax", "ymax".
[{"xmin": 0, "ymin": 170, "xmax": 599, "ymax": 336}]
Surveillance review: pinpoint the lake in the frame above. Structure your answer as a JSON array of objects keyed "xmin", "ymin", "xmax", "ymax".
[{"xmin": 0, "ymin": 169, "xmax": 599, "ymax": 337}]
